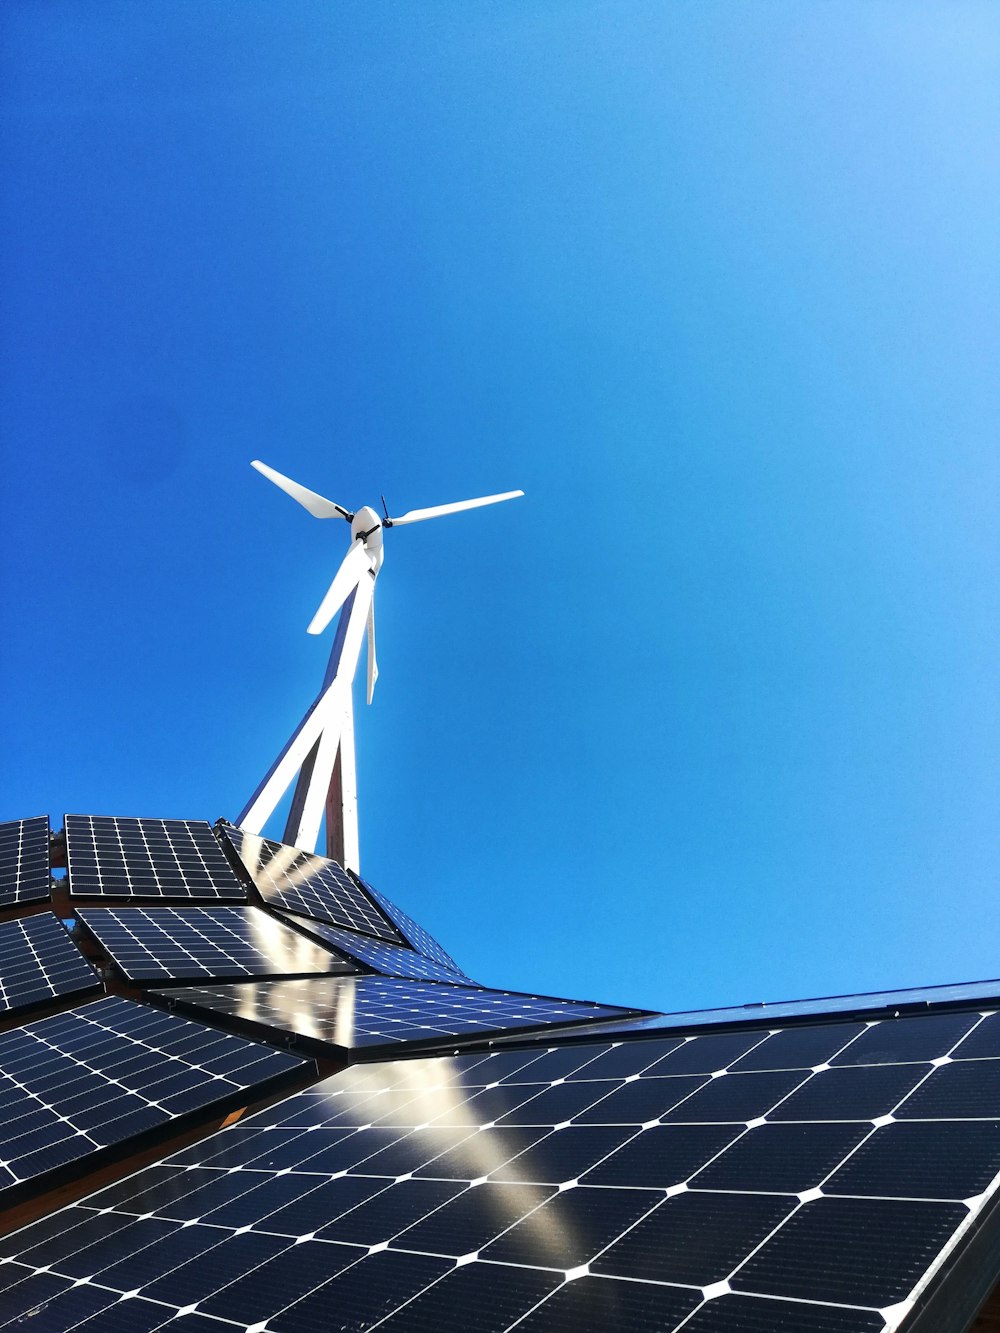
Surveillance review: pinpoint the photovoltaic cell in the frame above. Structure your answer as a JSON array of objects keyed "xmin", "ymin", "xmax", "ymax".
[
  {"xmin": 279, "ymin": 912, "xmax": 478, "ymax": 984},
  {"xmin": 6, "ymin": 1005, "xmax": 1000, "ymax": 1330},
  {"xmin": 0, "ymin": 995, "xmax": 304, "ymax": 1200},
  {"xmin": 78, "ymin": 906, "xmax": 352, "ymax": 983},
  {"xmin": 148, "ymin": 975, "xmax": 642, "ymax": 1056},
  {"xmin": 218, "ymin": 825, "xmax": 402, "ymax": 941},
  {"xmin": 0, "ymin": 912, "xmax": 100, "ymax": 1016},
  {"xmin": 0, "ymin": 815, "xmax": 50, "ymax": 906},
  {"xmin": 66, "ymin": 815, "xmax": 245, "ymax": 900}
]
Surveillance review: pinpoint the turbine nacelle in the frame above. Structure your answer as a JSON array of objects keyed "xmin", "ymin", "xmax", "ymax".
[{"xmin": 350, "ymin": 506, "xmax": 384, "ymax": 572}]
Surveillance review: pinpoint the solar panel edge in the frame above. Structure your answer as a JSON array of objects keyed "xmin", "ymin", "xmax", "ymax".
[{"xmin": 899, "ymin": 1186, "xmax": 1000, "ymax": 1333}]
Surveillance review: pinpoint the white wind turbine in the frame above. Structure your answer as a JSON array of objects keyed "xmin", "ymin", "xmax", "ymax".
[{"xmin": 236, "ymin": 460, "xmax": 524, "ymax": 870}]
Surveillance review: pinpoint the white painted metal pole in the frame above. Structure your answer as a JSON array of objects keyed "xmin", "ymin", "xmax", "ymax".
[
  {"xmin": 238, "ymin": 572, "xmax": 373, "ymax": 847},
  {"xmin": 336, "ymin": 685, "xmax": 359, "ymax": 872}
]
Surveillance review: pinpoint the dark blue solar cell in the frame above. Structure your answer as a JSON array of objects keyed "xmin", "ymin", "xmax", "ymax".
[
  {"xmin": 731, "ymin": 1196, "xmax": 969, "ymax": 1306},
  {"xmin": 515, "ymin": 1275, "xmax": 701, "ymax": 1331},
  {"xmin": 592, "ymin": 1191, "xmax": 796, "ymax": 1286}
]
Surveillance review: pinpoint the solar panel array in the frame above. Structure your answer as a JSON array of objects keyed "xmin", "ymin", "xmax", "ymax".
[
  {"xmin": 0, "ymin": 912, "xmax": 100, "ymax": 1016},
  {"xmin": 6, "ymin": 1007, "xmax": 1000, "ymax": 1330},
  {"xmin": 0, "ymin": 995, "xmax": 305, "ymax": 1200},
  {"xmin": 360, "ymin": 873, "xmax": 464, "ymax": 973},
  {"xmin": 219, "ymin": 825, "xmax": 402, "ymax": 940},
  {"xmin": 65, "ymin": 815, "xmax": 245, "ymax": 900},
  {"xmin": 150, "ymin": 975, "xmax": 644, "ymax": 1057},
  {"xmin": 0, "ymin": 815, "xmax": 51, "ymax": 906},
  {"xmin": 281, "ymin": 913, "xmax": 479, "ymax": 985},
  {"xmin": 78, "ymin": 906, "xmax": 352, "ymax": 984}
]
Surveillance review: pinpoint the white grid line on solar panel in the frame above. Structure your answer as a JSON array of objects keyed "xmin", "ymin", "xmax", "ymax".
[
  {"xmin": 278, "ymin": 913, "xmax": 479, "ymax": 986},
  {"xmin": 0, "ymin": 995, "xmax": 304, "ymax": 1197},
  {"xmin": 219, "ymin": 825, "xmax": 402, "ymax": 941},
  {"xmin": 0, "ymin": 816, "xmax": 50, "ymax": 906},
  {"xmin": 65, "ymin": 815, "xmax": 245, "ymax": 900},
  {"xmin": 359, "ymin": 874, "xmax": 464, "ymax": 973},
  {"xmin": 4, "ymin": 1010, "xmax": 1000, "ymax": 1331},
  {"xmin": 0, "ymin": 912, "xmax": 99, "ymax": 1016},
  {"xmin": 148, "ymin": 975, "xmax": 645, "ymax": 1054},
  {"xmin": 77, "ymin": 906, "xmax": 347, "ymax": 983}
]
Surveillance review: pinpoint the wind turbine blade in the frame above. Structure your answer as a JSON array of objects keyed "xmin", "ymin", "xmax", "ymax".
[
  {"xmin": 366, "ymin": 597, "xmax": 378, "ymax": 705},
  {"xmin": 251, "ymin": 460, "xmax": 353, "ymax": 521},
  {"xmin": 388, "ymin": 489, "xmax": 524, "ymax": 526},
  {"xmin": 307, "ymin": 540, "xmax": 372, "ymax": 636}
]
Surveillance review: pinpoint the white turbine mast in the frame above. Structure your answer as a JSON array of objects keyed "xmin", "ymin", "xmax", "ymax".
[{"xmin": 236, "ymin": 460, "xmax": 524, "ymax": 871}]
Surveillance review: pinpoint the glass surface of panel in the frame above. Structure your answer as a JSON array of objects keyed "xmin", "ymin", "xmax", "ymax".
[
  {"xmin": 0, "ymin": 996, "xmax": 304, "ymax": 1199},
  {"xmin": 219, "ymin": 826, "xmax": 401, "ymax": 941},
  {"xmin": 279, "ymin": 913, "xmax": 477, "ymax": 985},
  {"xmin": 66, "ymin": 815, "xmax": 245, "ymax": 900},
  {"xmin": 357, "ymin": 872, "xmax": 464, "ymax": 973},
  {"xmin": 4, "ymin": 1020, "xmax": 1000, "ymax": 1331},
  {"xmin": 78, "ymin": 905, "xmax": 352, "ymax": 983},
  {"xmin": 149, "ymin": 975, "xmax": 642, "ymax": 1055},
  {"xmin": 0, "ymin": 912, "xmax": 100, "ymax": 1016}
]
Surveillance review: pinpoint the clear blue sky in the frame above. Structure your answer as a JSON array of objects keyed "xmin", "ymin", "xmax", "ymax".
[{"xmin": 2, "ymin": 3, "xmax": 999, "ymax": 1015}]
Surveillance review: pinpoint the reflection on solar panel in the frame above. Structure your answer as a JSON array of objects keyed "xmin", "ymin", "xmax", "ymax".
[
  {"xmin": 219, "ymin": 825, "xmax": 401, "ymax": 941},
  {"xmin": 150, "ymin": 976, "xmax": 643, "ymax": 1056},
  {"xmin": 0, "ymin": 912, "xmax": 101, "ymax": 1016},
  {"xmin": 0, "ymin": 996, "xmax": 304, "ymax": 1201},
  {"xmin": 0, "ymin": 815, "xmax": 51, "ymax": 906},
  {"xmin": 359, "ymin": 873, "xmax": 463, "ymax": 973},
  {"xmin": 65, "ymin": 814, "xmax": 245, "ymax": 900},
  {"xmin": 8, "ymin": 1006, "xmax": 1000, "ymax": 1330},
  {"xmin": 279, "ymin": 913, "xmax": 478, "ymax": 985},
  {"xmin": 77, "ymin": 906, "xmax": 353, "ymax": 984}
]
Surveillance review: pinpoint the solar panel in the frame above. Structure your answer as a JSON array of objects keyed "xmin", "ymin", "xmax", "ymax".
[
  {"xmin": 65, "ymin": 814, "xmax": 246, "ymax": 900},
  {"xmin": 0, "ymin": 815, "xmax": 51, "ymax": 906},
  {"xmin": 6, "ymin": 1003, "xmax": 1000, "ymax": 1330},
  {"xmin": 219, "ymin": 825, "xmax": 402, "ymax": 941},
  {"xmin": 0, "ymin": 995, "xmax": 305, "ymax": 1203},
  {"xmin": 149, "ymin": 975, "xmax": 644, "ymax": 1057},
  {"xmin": 279, "ymin": 913, "xmax": 479, "ymax": 985},
  {"xmin": 0, "ymin": 912, "xmax": 101, "ymax": 1016},
  {"xmin": 540, "ymin": 977, "xmax": 1000, "ymax": 1042},
  {"xmin": 358, "ymin": 872, "xmax": 464, "ymax": 974},
  {"xmin": 77, "ymin": 906, "xmax": 355, "ymax": 984}
]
